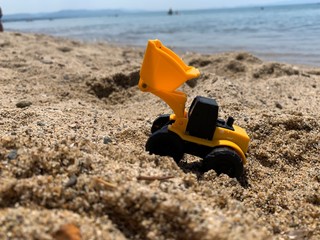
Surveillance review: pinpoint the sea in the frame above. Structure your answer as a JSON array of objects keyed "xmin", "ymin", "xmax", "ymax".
[{"xmin": 4, "ymin": 3, "xmax": 320, "ymax": 66}]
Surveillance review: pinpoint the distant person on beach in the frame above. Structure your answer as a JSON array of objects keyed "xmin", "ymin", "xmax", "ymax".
[{"xmin": 0, "ymin": 7, "xmax": 3, "ymax": 32}]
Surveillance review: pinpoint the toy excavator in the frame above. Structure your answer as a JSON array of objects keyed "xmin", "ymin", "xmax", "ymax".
[{"xmin": 139, "ymin": 39, "xmax": 250, "ymax": 179}]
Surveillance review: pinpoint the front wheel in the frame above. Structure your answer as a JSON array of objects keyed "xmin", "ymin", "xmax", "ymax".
[
  {"xmin": 146, "ymin": 127, "xmax": 184, "ymax": 163},
  {"xmin": 202, "ymin": 147, "xmax": 243, "ymax": 179},
  {"xmin": 151, "ymin": 114, "xmax": 175, "ymax": 134}
]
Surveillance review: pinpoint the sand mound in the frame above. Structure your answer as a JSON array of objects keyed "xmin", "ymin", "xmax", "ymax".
[
  {"xmin": 0, "ymin": 32, "xmax": 319, "ymax": 239},
  {"xmin": 86, "ymin": 71, "xmax": 140, "ymax": 104}
]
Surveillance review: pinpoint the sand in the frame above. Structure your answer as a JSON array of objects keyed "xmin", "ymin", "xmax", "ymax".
[{"xmin": 0, "ymin": 32, "xmax": 319, "ymax": 240}]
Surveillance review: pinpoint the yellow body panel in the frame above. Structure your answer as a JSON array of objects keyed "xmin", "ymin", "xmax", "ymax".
[{"xmin": 168, "ymin": 121, "xmax": 249, "ymax": 164}]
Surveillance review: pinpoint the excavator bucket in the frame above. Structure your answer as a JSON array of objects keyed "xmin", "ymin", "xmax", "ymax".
[{"xmin": 139, "ymin": 39, "xmax": 200, "ymax": 92}]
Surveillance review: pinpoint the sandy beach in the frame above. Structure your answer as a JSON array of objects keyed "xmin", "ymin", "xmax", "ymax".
[{"xmin": 0, "ymin": 32, "xmax": 319, "ymax": 239}]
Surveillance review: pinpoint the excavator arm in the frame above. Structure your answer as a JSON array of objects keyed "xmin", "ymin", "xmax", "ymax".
[{"xmin": 139, "ymin": 39, "xmax": 200, "ymax": 119}]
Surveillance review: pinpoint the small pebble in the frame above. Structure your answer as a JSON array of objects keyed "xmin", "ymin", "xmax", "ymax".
[
  {"xmin": 186, "ymin": 78, "xmax": 198, "ymax": 88},
  {"xmin": 16, "ymin": 101, "xmax": 32, "ymax": 108},
  {"xmin": 57, "ymin": 46, "xmax": 72, "ymax": 53},
  {"xmin": 64, "ymin": 175, "xmax": 78, "ymax": 188},
  {"xmin": 275, "ymin": 102, "xmax": 283, "ymax": 109},
  {"xmin": 103, "ymin": 136, "xmax": 112, "ymax": 144},
  {"xmin": 287, "ymin": 229, "xmax": 310, "ymax": 239},
  {"xmin": 52, "ymin": 223, "xmax": 81, "ymax": 240},
  {"xmin": 7, "ymin": 149, "xmax": 18, "ymax": 160},
  {"xmin": 41, "ymin": 58, "xmax": 53, "ymax": 64},
  {"xmin": 37, "ymin": 121, "xmax": 46, "ymax": 126}
]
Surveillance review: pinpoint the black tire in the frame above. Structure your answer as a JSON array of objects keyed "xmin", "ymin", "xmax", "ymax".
[
  {"xmin": 146, "ymin": 126, "xmax": 184, "ymax": 163},
  {"xmin": 151, "ymin": 114, "xmax": 175, "ymax": 134},
  {"xmin": 203, "ymin": 147, "xmax": 243, "ymax": 179}
]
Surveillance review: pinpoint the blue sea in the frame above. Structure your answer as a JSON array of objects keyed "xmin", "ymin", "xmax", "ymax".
[{"xmin": 4, "ymin": 4, "xmax": 320, "ymax": 66}]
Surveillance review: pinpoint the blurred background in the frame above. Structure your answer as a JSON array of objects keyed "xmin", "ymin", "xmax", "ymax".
[{"xmin": 1, "ymin": 0, "xmax": 320, "ymax": 65}]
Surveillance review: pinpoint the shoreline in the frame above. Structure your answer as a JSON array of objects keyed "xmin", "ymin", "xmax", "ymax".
[
  {"xmin": 4, "ymin": 3, "xmax": 320, "ymax": 69},
  {"xmin": 0, "ymin": 32, "xmax": 319, "ymax": 239},
  {"xmin": 6, "ymin": 29, "xmax": 319, "ymax": 67}
]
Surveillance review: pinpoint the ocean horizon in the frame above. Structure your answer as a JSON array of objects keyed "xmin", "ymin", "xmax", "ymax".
[{"xmin": 4, "ymin": 3, "xmax": 320, "ymax": 66}]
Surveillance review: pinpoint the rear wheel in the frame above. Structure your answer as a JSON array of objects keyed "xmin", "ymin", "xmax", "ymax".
[
  {"xmin": 203, "ymin": 147, "xmax": 243, "ymax": 179},
  {"xmin": 151, "ymin": 114, "xmax": 175, "ymax": 134},
  {"xmin": 146, "ymin": 127, "xmax": 183, "ymax": 163}
]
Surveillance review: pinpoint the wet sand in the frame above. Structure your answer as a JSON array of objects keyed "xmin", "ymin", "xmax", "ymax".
[{"xmin": 0, "ymin": 32, "xmax": 319, "ymax": 239}]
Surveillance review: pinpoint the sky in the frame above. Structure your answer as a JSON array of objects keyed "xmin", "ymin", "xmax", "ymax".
[{"xmin": 0, "ymin": 0, "xmax": 315, "ymax": 14}]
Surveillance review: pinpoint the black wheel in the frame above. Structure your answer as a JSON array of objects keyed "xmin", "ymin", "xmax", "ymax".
[
  {"xmin": 146, "ymin": 126, "xmax": 184, "ymax": 163},
  {"xmin": 151, "ymin": 114, "xmax": 175, "ymax": 134},
  {"xmin": 202, "ymin": 147, "xmax": 243, "ymax": 179}
]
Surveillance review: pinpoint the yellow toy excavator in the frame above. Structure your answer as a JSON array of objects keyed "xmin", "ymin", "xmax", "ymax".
[{"xmin": 139, "ymin": 39, "xmax": 250, "ymax": 179}]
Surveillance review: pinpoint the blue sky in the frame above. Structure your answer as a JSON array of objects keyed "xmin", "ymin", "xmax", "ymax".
[{"xmin": 0, "ymin": 0, "xmax": 315, "ymax": 14}]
